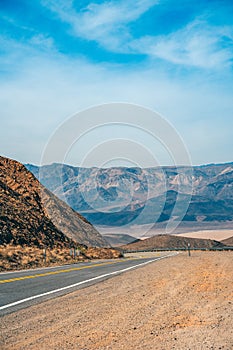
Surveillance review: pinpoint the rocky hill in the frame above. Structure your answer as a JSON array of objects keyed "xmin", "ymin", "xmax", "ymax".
[
  {"xmin": 26, "ymin": 162, "xmax": 233, "ymax": 231},
  {"xmin": 121, "ymin": 234, "xmax": 225, "ymax": 251},
  {"xmin": 0, "ymin": 156, "xmax": 108, "ymax": 248}
]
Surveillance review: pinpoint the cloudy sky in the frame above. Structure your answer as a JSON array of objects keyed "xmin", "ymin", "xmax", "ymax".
[{"xmin": 0, "ymin": 0, "xmax": 233, "ymax": 166}]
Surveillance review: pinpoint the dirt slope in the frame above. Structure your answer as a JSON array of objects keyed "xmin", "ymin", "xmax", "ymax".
[{"xmin": 0, "ymin": 156, "xmax": 108, "ymax": 248}]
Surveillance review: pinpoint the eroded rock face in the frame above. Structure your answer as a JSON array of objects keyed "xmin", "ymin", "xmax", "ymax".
[{"xmin": 0, "ymin": 156, "xmax": 109, "ymax": 248}]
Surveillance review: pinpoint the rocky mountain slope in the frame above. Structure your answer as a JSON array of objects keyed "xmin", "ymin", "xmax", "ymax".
[
  {"xmin": 121, "ymin": 234, "xmax": 225, "ymax": 251},
  {"xmin": 0, "ymin": 156, "xmax": 108, "ymax": 248},
  {"xmin": 26, "ymin": 162, "xmax": 233, "ymax": 231},
  {"xmin": 103, "ymin": 234, "xmax": 140, "ymax": 247}
]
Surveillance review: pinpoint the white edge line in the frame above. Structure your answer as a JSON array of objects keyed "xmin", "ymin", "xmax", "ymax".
[{"xmin": 0, "ymin": 253, "xmax": 177, "ymax": 311}]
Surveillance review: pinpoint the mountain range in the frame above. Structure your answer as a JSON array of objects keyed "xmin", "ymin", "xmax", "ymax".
[{"xmin": 26, "ymin": 162, "xmax": 233, "ymax": 234}]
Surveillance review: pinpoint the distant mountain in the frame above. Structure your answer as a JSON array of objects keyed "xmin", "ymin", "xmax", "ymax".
[
  {"xmin": 0, "ymin": 156, "xmax": 108, "ymax": 248},
  {"xmin": 103, "ymin": 234, "xmax": 140, "ymax": 247},
  {"xmin": 26, "ymin": 162, "xmax": 233, "ymax": 231},
  {"xmin": 221, "ymin": 236, "xmax": 233, "ymax": 246},
  {"xmin": 121, "ymin": 234, "xmax": 225, "ymax": 251}
]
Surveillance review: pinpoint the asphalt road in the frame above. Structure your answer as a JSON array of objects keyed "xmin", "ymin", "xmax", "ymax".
[{"xmin": 0, "ymin": 253, "xmax": 176, "ymax": 316}]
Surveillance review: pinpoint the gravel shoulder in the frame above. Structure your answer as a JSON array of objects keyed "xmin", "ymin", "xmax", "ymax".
[{"xmin": 1, "ymin": 251, "xmax": 233, "ymax": 350}]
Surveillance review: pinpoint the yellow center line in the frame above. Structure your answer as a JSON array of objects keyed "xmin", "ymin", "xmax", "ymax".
[{"xmin": 0, "ymin": 259, "xmax": 127, "ymax": 284}]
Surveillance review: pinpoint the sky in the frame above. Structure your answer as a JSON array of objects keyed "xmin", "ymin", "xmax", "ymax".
[{"xmin": 0, "ymin": 0, "xmax": 233, "ymax": 167}]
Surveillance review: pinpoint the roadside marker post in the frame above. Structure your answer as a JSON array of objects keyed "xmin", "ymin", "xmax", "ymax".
[
  {"xmin": 187, "ymin": 243, "xmax": 191, "ymax": 257},
  {"xmin": 43, "ymin": 247, "xmax": 47, "ymax": 264},
  {"xmin": 70, "ymin": 248, "xmax": 73, "ymax": 257}
]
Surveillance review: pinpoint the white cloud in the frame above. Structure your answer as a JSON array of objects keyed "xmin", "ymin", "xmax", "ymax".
[
  {"xmin": 1, "ymin": 34, "xmax": 233, "ymax": 166},
  {"xmin": 42, "ymin": 1, "xmax": 233, "ymax": 68},
  {"xmin": 42, "ymin": 0, "xmax": 158, "ymax": 52},
  {"xmin": 1, "ymin": 2, "xmax": 233, "ymax": 167},
  {"xmin": 0, "ymin": 33, "xmax": 57, "ymax": 65},
  {"xmin": 29, "ymin": 34, "xmax": 55, "ymax": 51},
  {"xmin": 130, "ymin": 20, "xmax": 233, "ymax": 68}
]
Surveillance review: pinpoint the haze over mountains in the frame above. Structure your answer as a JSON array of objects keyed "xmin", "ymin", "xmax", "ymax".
[
  {"xmin": 26, "ymin": 162, "xmax": 233, "ymax": 234},
  {"xmin": 0, "ymin": 156, "xmax": 108, "ymax": 248}
]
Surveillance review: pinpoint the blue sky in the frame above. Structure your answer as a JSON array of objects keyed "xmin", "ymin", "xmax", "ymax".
[{"xmin": 0, "ymin": 0, "xmax": 233, "ymax": 166}]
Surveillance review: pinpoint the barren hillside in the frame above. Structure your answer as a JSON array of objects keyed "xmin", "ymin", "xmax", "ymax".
[
  {"xmin": 121, "ymin": 234, "xmax": 225, "ymax": 251},
  {"xmin": 221, "ymin": 235, "xmax": 233, "ymax": 246},
  {"xmin": 0, "ymin": 156, "xmax": 108, "ymax": 248}
]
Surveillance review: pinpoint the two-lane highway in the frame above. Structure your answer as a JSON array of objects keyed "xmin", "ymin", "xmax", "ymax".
[{"xmin": 0, "ymin": 253, "xmax": 177, "ymax": 316}]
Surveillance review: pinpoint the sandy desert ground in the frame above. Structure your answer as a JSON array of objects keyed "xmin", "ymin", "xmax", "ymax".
[
  {"xmin": 1, "ymin": 251, "xmax": 233, "ymax": 350},
  {"xmin": 174, "ymin": 230, "xmax": 233, "ymax": 242}
]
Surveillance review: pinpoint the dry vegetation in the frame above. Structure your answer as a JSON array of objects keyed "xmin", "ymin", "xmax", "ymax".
[{"xmin": 0, "ymin": 245, "xmax": 122, "ymax": 271}]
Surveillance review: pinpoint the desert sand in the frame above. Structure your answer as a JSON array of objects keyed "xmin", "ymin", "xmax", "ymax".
[
  {"xmin": 174, "ymin": 230, "xmax": 233, "ymax": 241},
  {"xmin": 1, "ymin": 251, "xmax": 233, "ymax": 350}
]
